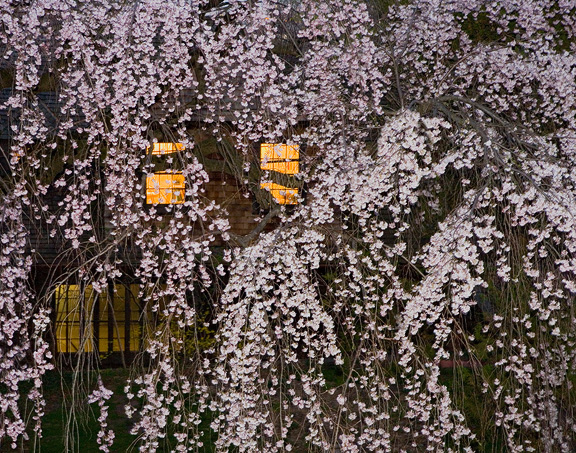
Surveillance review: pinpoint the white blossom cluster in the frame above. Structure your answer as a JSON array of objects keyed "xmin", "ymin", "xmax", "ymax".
[
  {"xmin": 1, "ymin": 0, "xmax": 576, "ymax": 451},
  {"xmin": 0, "ymin": 194, "xmax": 53, "ymax": 448},
  {"xmin": 88, "ymin": 377, "xmax": 115, "ymax": 452}
]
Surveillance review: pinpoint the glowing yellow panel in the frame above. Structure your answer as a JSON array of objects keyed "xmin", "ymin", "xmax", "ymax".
[
  {"xmin": 79, "ymin": 326, "xmax": 95, "ymax": 352},
  {"xmin": 56, "ymin": 285, "xmax": 77, "ymax": 353},
  {"xmin": 112, "ymin": 329, "xmax": 125, "ymax": 352},
  {"xmin": 55, "ymin": 285, "xmax": 94, "ymax": 353},
  {"xmin": 68, "ymin": 324, "xmax": 80, "ymax": 352},
  {"xmin": 260, "ymin": 182, "xmax": 299, "ymax": 205},
  {"xmin": 99, "ymin": 325, "xmax": 109, "ymax": 353},
  {"xmin": 113, "ymin": 285, "xmax": 126, "ymax": 321},
  {"xmin": 99, "ymin": 290, "xmax": 109, "ymax": 320},
  {"xmin": 56, "ymin": 285, "xmax": 80, "ymax": 315},
  {"xmin": 130, "ymin": 324, "xmax": 141, "ymax": 350},
  {"xmin": 57, "ymin": 333, "xmax": 69, "ymax": 353},
  {"xmin": 146, "ymin": 172, "xmax": 185, "ymax": 204},
  {"xmin": 129, "ymin": 285, "xmax": 141, "ymax": 309},
  {"xmin": 147, "ymin": 142, "xmax": 185, "ymax": 155},
  {"xmin": 55, "ymin": 284, "xmax": 144, "ymax": 354},
  {"xmin": 260, "ymin": 143, "xmax": 299, "ymax": 174},
  {"xmin": 108, "ymin": 285, "xmax": 125, "ymax": 352}
]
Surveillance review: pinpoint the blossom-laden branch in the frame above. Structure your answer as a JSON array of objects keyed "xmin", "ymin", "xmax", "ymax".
[
  {"xmin": 1, "ymin": 0, "xmax": 576, "ymax": 451},
  {"xmin": 88, "ymin": 377, "xmax": 114, "ymax": 453}
]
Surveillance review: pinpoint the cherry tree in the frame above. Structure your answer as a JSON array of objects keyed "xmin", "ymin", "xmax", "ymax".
[{"xmin": 1, "ymin": 0, "xmax": 576, "ymax": 451}]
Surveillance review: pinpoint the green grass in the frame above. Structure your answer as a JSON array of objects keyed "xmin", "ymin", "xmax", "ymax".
[
  {"xmin": 2, "ymin": 368, "xmax": 216, "ymax": 453},
  {"xmin": 25, "ymin": 369, "xmax": 136, "ymax": 453}
]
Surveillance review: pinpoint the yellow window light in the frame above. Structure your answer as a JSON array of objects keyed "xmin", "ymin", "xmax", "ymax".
[
  {"xmin": 146, "ymin": 172, "xmax": 185, "ymax": 204},
  {"xmin": 260, "ymin": 143, "xmax": 299, "ymax": 175},
  {"xmin": 147, "ymin": 142, "xmax": 185, "ymax": 155},
  {"xmin": 55, "ymin": 285, "xmax": 95, "ymax": 353},
  {"xmin": 260, "ymin": 182, "xmax": 299, "ymax": 205},
  {"xmin": 98, "ymin": 285, "xmax": 142, "ymax": 352},
  {"xmin": 55, "ymin": 284, "xmax": 144, "ymax": 354}
]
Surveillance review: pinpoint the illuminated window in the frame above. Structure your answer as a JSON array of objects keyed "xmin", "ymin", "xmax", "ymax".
[
  {"xmin": 260, "ymin": 143, "xmax": 300, "ymax": 205},
  {"xmin": 55, "ymin": 284, "xmax": 143, "ymax": 354},
  {"xmin": 55, "ymin": 285, "xmax": 95, "ymax": 353},
  {"xmin": 260, "ymin": 182, "xmax": 299, "ymax": 205},
  {"xmin": 146, "ymin": 172, "xmax": 185, "ymax": 204},
  {"xmin": 260, "ymin": 143, "xmax": 299, "ymax": 175},
  {"xmin": 147, "ymin": 142, "xmax": 185, "ymax": 155}
]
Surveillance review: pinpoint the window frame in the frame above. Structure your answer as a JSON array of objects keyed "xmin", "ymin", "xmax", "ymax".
[
  {"xmin": 258, "ymin": 142, "xmax": 303, "ymax": 206},
  {"xmin": 54, "ymin": 283, "xmax": 146, "ymax": 356},
  {"xmin": 145, "ymin": 171, "xmax": 186, "ymax": 205},
  {"xmin": 143, "ymin": 142, "xmax": 186, "ymax": 207}
]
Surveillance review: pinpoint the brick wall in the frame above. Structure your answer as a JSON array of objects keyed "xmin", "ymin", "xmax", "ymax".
[{"xmin": 204, "ymin": 171, "xmax": 261, "ymax": 238}]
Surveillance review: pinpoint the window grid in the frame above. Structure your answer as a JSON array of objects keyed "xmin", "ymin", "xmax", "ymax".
[
  {"xmin": 55, "ymin": 284, "xmax": 143, "ymax": 354},
  {"xmin": 146, "ymin": 172, "xmax": 185, "ymax": 204},
  {"xmin": 260, "ymin": 143, "xmax": 300, "ymax": 205}
]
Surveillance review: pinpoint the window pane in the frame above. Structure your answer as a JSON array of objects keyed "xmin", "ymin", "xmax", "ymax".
[
  {"xmin": 99, "ymin": 288, "xmax": 109, "ymax": 321},
  {"xmin": 55, "ymin": 285, "xmax": 94, "ymax": 352},
  {"xmin": 113, "ymin": 285, "xmax": 126, "ymax": 321},
  {"xmin": 99, "ymin": 324, "xmax": 109, "ymax": 353},
  {"xmin": 68, "ymin": 323, "xmax": 80, "ymax": 353},
  {"xmin": 130, "ymin": 323, "xmax": 141, "ymax": 350},
  {"xmin": 260, "ymin": 143, "xmax": 299, "ymax": 174},
  {"xmin": 146, "ymin": 172, "xmax": 185, "ymax": 204},
  {"xmin": 55, "ymin": 284, "xmax": 141, "ymax": 354},
  {"xmin": 129, "ymin": 285, "xmax": 141, "ymax": 312},
  {"xmin": 112, "ymin": 328, "xmax": 126, "ymax": 352},
  {"xmin": 260, "ymin": 182, "xmax": 299, "ymax": 205},
  {"xmin": 147, "ymin": 142, "xmax": 185, "ymax": 155}
]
